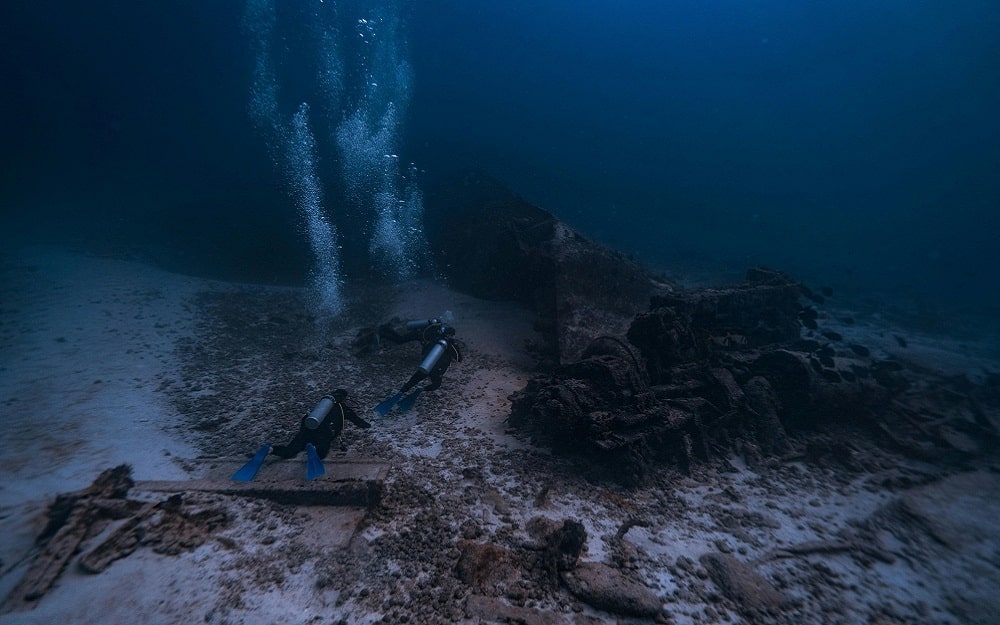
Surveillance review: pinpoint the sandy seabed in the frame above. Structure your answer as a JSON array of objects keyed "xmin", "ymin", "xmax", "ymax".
[{"xmin": 0, "ymin": 244, "xmax": 998, "ymax": 625}]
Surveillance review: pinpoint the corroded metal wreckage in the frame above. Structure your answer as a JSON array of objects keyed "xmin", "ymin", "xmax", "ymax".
[
  {"xmin": 423, "ymin": 171, "xmax": 675, "ymax": 365},
  {"xmin": 422, "ymin": 173, "xmax": 998, "ymax": 483},
  {"xmin": 509, "ymin": 266, "xmax": 999, "ymax": 482},
  {"xmin": 1, "ymin": 459, "xmax": 388, "ymax": 614}
]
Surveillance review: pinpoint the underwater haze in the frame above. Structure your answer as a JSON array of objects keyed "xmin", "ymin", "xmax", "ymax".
[{"xmin": 2, "ymin": 0, "xmax": 999, "ymax": 325}]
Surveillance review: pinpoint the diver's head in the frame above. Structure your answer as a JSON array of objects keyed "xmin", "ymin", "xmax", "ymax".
[{"xmin": 426, "ymin": 324, "xmax": 455, "ymax": 340}]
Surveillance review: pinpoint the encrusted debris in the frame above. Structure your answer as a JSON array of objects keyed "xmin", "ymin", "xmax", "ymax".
[
  {"xmin": 1, "ymin": 465, "xmax": 229, "ymax": 614},
  {"xmin": 510, "ymin": 266, "xmax": 1000, "ymax": 482}
]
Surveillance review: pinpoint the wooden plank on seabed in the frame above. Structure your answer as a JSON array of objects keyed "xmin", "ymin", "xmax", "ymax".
[{"xmin": 132, "ymin": 456, "xmax": 389, "ymax": 508}]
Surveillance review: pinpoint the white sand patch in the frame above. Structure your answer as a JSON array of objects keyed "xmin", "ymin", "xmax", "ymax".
[
  {"xmin": 0, "ymin": 246, "xmax": 202, "ymax": 506},
  {"xmin": 0, "ymin": 548, "xmax": 227, "ymax": 625},
  {"xmin": 818, "ymin": 304, "xmax": 999, "ymax": 381},
  {"xmin": 0, "ymin": 247, "xmax": 207, "ymax": 506}
]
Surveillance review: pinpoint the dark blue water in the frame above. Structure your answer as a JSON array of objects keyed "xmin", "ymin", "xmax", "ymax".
[{"xmin": 3, "ymin": 0, "xmax": 998, "ymax": 324}]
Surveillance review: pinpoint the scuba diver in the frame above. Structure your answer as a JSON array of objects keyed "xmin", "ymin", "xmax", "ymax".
[
  {"xmin": 352, "ymin": 311, "xmax": 454, "ymax": 357},
  {"xmin": 232, "ymin": 389, "xmax": 371, "ymax": 481},
  {"xmin": 373, "ymin": 318, "xmax": 464, "ymax": 415},
  {"xmin": 272, "ymin": 389, "xmax": 371, "ymax": 459}
]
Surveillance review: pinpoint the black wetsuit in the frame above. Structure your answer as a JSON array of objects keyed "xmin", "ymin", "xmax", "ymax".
[
  {"xmin": 272, "ymin": 400, "xmax": 369, "ymax": 459},
  {"xmin": 354, "ymin": 318, "xmax": 453, "ymax": 354},
  {"xmin": 378, "ymin": 321, "xmax": 425, "ymax": 345}
]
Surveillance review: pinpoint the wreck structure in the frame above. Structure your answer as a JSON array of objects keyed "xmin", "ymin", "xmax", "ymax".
[{"xmin": 425, "ymin": 173, "xmax": 998, "ymax": 483}]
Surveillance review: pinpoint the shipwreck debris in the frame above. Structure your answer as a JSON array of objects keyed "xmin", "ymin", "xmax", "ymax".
[
  {"xmin": 2, "ymin": 456, "xmax": 389, "ymax": 614},
  {"xmin": 1, "ymin": 465, "xmax": 139, "ymax": 613},
  {"xmin": 423, "ymin": 171, "xmax": 674, "ymax": 364},
  {"xmin": 509, "ymin": 265, "xmax": 1000, "ymax": 483},
  {"xmin": 0, "ymin": 465, "xmax": 229, "ymax": 614}
]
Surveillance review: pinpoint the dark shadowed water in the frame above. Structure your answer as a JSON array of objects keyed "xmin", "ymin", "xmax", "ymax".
[{"xmin": 2, "ymin": 0, "xmax": 998, "ymax": 331}]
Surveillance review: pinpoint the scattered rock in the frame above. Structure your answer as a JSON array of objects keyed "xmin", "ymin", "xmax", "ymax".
[
  {"xmin": 526, "ymin": 517, "xmax": 587, "ymax": 574},
  {"xmin": 560, "ymin": 561, "xmax": 663, "ymax": 618},
  {"xmin": 465, "ymin": 594, "xmax": 606, "ymax": 625},
  {"xmin": 454, "ymin": 541, "xmax": 521, "ymax": 596},
  {"xmin": 698, "ymin": 552, "xmax": 786, "ymax": 619}
]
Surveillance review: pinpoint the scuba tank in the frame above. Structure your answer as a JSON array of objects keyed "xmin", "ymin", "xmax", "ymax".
[
  {"xmin": 304, "ymin": 396, "xmax": 336, "ymax": 430},
  {"xmin": 418, "ymin": 339, "xmax": 449, "ymax": 374},
  {"xmin": 405, "ymin": 310, "xmax": 454, "ymax": 331},
  {"xmin": 406, "ymin": 318, "xmax": 438, "ymax": 331}
]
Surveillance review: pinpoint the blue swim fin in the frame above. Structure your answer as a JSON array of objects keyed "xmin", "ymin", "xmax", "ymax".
[
  {"xmin": 374, "ymin": 391, "xmax": 402, "ymax": 416},
  {"xmin": 396, "ymin": 388, "xmax": 423, "ymax": 412},
  {"xmin": 232, "ymin": 444, "xmax": 271, "ymax": 481},
  {"xmin": 306, "ymin": 443, "xmax": 325, "ymax": 481}
]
